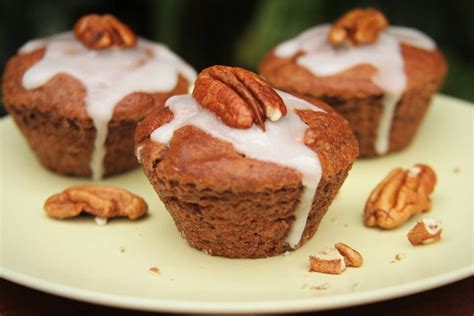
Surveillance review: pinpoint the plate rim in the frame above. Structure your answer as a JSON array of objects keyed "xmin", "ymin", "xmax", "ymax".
[
  {"xmin": 1, "ymin": 94, "xmax": 473, "ymax": 313},
  {"xmin": 2, "ymin": 266, "xmax": 472, "ymax": 313}
]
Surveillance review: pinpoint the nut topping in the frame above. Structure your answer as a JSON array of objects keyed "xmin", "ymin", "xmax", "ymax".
[
  {"xmin": 364, "ymin": 164, "xmax": 437, "ymax": 229},
  {"xmin": 44, "ymin": 184, "xmax": 147, "ymax": 220},
  {"xmin": 328, "ymin": 8, "xmax": 388, "ymax": 47},
  {"xmin": 74, "ymin": 14, "xmax": 137, "ymax": 49},
  {"xmin": 192, "ymin": 66, "xmax": 287, "ymax": 130},
  {"xmin": 407, "ymin": 218, "xmax": 442, "ymax": 246}
]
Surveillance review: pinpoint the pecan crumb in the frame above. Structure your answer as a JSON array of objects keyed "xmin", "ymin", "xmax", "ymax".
[
  {"xmin": 309, "ymin": 243, "xmax": 363, "ymax": 274},
  {"xmin": 407, "ymin": 218, "xmax": 442, "ymax": 246},
  {"xmin": 310, "ymin": 283, "xmax": 329, "ymax": 291},
  {"xmin": 395, "ymin": 253, "xmax": 406, "ymax": 261},
  {"xmin": 149, "ymin": 267, "xmax": 160, "ymax": 275}
]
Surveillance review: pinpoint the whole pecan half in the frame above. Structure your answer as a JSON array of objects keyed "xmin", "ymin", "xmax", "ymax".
[
  {"xmin": 192, "ymin": 65, "xmax": 287, "ymax": 130},
  {"xmin": 44, "ymin": 184, "xmax": 147, "ymax": 220},
  {"xmin": 74, "ymin": 14, "xmax": 137, "ymax": 49},
  {"xmin": 328, "ymin": 8, "xmax": 388, "ymax": 47},
  {"xmin": 364, "ymin": 164, "xmax": 437, "ymax": 229}
]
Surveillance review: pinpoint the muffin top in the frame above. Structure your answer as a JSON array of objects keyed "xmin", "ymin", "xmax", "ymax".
[
  {"xmin": 259, "ymin": 8, "xmax": 447, "ymax": 100},
  {"xmin": 136, "ymin": 66, "xmax": 358, "ymax": 180},
  {"xmin": 2, "ymin": 14, "xmax": 197, "ymax": 124},
  {"xmin": 136, "ymin": 66, "xmax": 358, "ymax": 247},
  {"xmin": 2, "ymin": 14, "xmax": 197, "ymax": 179}
]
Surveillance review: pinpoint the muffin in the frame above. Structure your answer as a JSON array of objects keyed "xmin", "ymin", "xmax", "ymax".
[
  {"xmin": 2, "ymin": 14, "xmax": 196, "ymax": 178},
  {"xmin": 260, "ymin": 8, "xmax": 447, "ymax": 157},
  {"xmin": 136, "ymin": 66, "xmax": 358, "ymax": 258}
]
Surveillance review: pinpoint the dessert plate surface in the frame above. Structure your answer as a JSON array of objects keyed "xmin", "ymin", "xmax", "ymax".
[{"xmin": 1, "ymin": 94, "xmax": 472, "ymax": 313}]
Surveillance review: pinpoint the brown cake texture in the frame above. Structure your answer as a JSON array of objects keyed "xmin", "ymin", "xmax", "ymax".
[
  {"xmin": 135, "ymin": 79, "xmax": 358, "ymax": 258},
  {"xmin": 2, "ymin": 47, "xmax": 190, "ymax": 177},
  {"xmin": 259, "ymin": 16, "xmax": 447, "ymax": 157}
]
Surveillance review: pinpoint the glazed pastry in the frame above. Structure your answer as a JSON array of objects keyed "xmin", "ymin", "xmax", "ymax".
[
  {"xmin": 2, "ymin": 14, "xmax": 196, "ymax": 178},
  {"xmin": 136, "ymin": 66, "xmax": 358, "ymax": 258},
  {"xmin": 260, "ymin": 8, "xmax": 447, "ymax": 157}
]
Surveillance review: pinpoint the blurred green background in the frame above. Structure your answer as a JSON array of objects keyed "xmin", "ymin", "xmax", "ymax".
[{"xmin": 1, "ymin": 0, "xmax": 473, "ymax": 116}]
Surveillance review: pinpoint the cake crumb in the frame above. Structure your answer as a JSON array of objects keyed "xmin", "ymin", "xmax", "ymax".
[
  {"xmin": 352, "ymin": 282, "xmax": 360, "ymax": 288},
  {"xmin": 149, "ymin": 266, "xmax": 160, "ymax": 275},
  {"xmin": 310, "ymin": 283, "xmax": 329, "ymax": 291},
  {"xmin": 453, "ymin": 167, "xmax": 461, "ymax": 174},
  {"xmin": 118, "ymin": 246, "xmax": 125, "ymax": 253},
  {"xmin": 391, "ymin": 253, "xmax": 406, "ymax": 263},
  {"xmin": 94, "ymin": 217, "xmax": 108, "ymax": 225},
  {"xmin": 344, "ymin": 224, "xmax": 348, "ymax": 228},
  {"xmin": 331, "ymin": 217, "xmax": 337, "ymax": 223},
  {"xmin": 283, "ymin": 251, "xmax": 291, "ymax": 256}
]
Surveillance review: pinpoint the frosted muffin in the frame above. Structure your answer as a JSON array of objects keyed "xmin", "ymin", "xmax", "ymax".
[
  {"xmin": 2, "ymin": 14, "xmax": 196, "ymax": 178},
  {"xmin": 136, "ymin": 66, "xmax": 358, "ymax": 258},
  {"xmin": 260, "ymin": 8, "xmax": 447, "ymax": 157}
]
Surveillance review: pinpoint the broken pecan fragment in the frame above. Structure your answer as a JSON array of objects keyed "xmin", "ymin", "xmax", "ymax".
[
  {"xmin": 407, "ymin": 218, "xmax": 442, "ymax": 246},
  {"xmin": 335, "ymin": 242, "xmax": 363, "ymax": 267},
  {"xmin": 74, "ymin": 14, "xmax": 137, "ymax": 49},
  {"xmin": 328, "ymin": 8, "xmax": 388, "ymax": 46},
  {"xmin": 192, "ymin": 65, "xmax": 287, "ymax": 130},
  {"xmin": 364, "ymin": 164, "xmax": 437, "ymax": 229},
  {"xmin": 309, "ymin": 243, "xmax": 363, "ymax": 274},
  {"xmin": 44, "ymin": 184, "xmax": 147, "ymax": 220}
]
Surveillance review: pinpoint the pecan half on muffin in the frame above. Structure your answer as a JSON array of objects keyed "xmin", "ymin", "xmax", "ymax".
[
  {"xmin": 2, "ymin": 14, "xmax": 196, "ymax": 178},
  {"xmin": 260, "ymin": 8, "xmax": 447, "ymax": 157},
  {"xmin": 136, "ymin": 66, "xmax": 358, "ymax": 258}
]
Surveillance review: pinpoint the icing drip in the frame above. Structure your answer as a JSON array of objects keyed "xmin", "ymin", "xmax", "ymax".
[
  {"xmin": 421, "ymin": 218, "xmax": 442, "ymax": 235},
  {"xmin": 20, "ymin": 32, "xmax": 197, "ymax": 179},
  {"xmin": 148, "ymin": 90, "xmax": 324, "ymax": 248},
  {"xmin": 275, "ymin": 25, "xmax": 436, "ymax": 155}
]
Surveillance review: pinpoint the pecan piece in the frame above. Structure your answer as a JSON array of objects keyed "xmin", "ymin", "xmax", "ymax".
[
  {"xmin": 74, "ymin": 14, "xmax": 137, "ymax": 49},
  {"xmin": 44, "ymin": 185, "xmax": 147, "ymax": 220},
  {"xmin": 192, "ymin": 65, "xmax": 287, "ymax": 130},
  {"xmin": 335, "ymin": 242, "xmax": 363, "ymax": 267},
  {"xmin": 364, "ymin": 164, "xmax": 437, "ymax": 229},
  {"xmin": 328, "ymin": 8, "xmax": 388, "ymax": 46},
  {"xmin": 407, "ymin": 218, "xmax": 442, "ymax": 246}
]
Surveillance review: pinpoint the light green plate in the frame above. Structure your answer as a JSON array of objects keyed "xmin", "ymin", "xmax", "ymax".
[{"xmin": 1, "ymin": 95, "xmax": 472, "ymax": 313}]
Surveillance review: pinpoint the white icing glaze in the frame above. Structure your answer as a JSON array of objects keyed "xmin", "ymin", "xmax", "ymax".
[
  {"xmin": 148, "ymin": 90, "xmax": 324, "ymax": 248},
  {"xmin": 20, "ymin": 32, "xmax": 197, "ymax": 179},
  {"xmin": 421, "ymin": 218, "xmax": 442, "ymax": 235},
  {"xmin": 94, "ymin": 216, "xmax": 108, "ymax": 226},
  {"xmin": 135, "ymin": 143, "xmax": 145, "ymax": 163},
  {"xmin": 408, "ymin": 166, "xmax": 422, "ymax": 176},
  {"xmin": 274, "ymin": 25, "xmax": 436, "ymax": 155}
]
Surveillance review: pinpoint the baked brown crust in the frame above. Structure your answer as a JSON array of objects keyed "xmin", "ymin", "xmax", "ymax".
[
  {"xmin": 259, "ymin": 44, "xmax": 447, "ymax": 156},
  {"xmin": 260, "ymin": 44, "xmax": 446, "ymax": 100},
  {"xmin": 2, "ymin": 48, "xmax": 189, "ymax": 177},
  {"xmin": 136, "ymin": 95, "xmax": 358, "ymax": 258}
]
